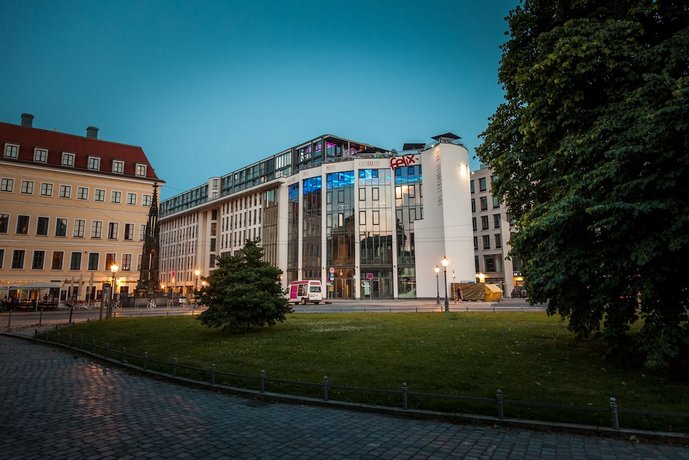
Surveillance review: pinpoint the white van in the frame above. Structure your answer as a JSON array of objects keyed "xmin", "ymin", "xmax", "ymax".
[{"xmin": 287, "ymin": 280, "xmax": 323, "ymax": 305}]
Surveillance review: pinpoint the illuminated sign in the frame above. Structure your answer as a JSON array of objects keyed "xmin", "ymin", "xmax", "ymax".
[{"xmin": 389, "ymin": 154, "xmax": 418, "ymax": 169}]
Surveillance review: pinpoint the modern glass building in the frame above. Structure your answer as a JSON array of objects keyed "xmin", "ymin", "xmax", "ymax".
[{"xmin": 158, "ymin": 133, "xmax": 476, "ymax": 299}]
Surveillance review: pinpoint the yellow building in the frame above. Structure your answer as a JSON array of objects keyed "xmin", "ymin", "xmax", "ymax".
[{"xmin": 0, "ymin": 113, "xmax": 162, "ymax": 305}]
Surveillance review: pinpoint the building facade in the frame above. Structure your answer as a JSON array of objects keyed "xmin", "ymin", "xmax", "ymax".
[
  {"xmin": 0, "ymin": 114, "xmax": 162, "ymax": 304},
  {"xmin": 159, "ymin": 133, "xmax": 478, "ymax": 300}
]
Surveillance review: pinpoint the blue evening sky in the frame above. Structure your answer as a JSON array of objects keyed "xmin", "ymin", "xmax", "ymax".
[{"xmin": 0, "ymin": 0, "xmax": 517, "ymax": 199}]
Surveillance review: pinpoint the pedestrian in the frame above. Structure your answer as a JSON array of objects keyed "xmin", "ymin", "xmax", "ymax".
[{"xmin": 457, "ymin": 287, "xmax": 463, "ymax": 302}]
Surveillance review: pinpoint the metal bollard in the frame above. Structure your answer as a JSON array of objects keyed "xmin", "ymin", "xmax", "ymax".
[
  {"xmin": 260, "ymin": 370, "xmax": 266, "ymax": 393},
  {"xmin": 211, "ymin": 364, "xmax": 216, "ymax": 384},
  {"xmin": 402, "ymin": 383, "xmax": 408, "ymax": 410},
  {"xmin": 39, "ymin": 307, "xmax": 43, "ymax": 326},
  {"xmin": 610, "ymin": 397, "xmax": 620, "ymax": 430},
  {"xmin": 34, "ymin": 328, "xmax": 38, "ymax": 338},
  {"xmin": 323, "ymin": 376, "xmax": 329, "ymax": 401},
  {"xmin": 143, "ymin": 352, "xmax": 149, "ymax": 370},
  {"xmin": 172, "ymin": 358, "xmax": 177, "ymax": 376},
  {"xmin": 121, "ymin": 347, "xmax": 127, "ymax": 364},
  {"xmin": 496, "ymin": 389, "xmax": 504, "ymax": 419}
]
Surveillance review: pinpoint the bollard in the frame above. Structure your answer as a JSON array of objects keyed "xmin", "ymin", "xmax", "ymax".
[
  {"xmin": 402, "ymin": 383, "xmax": 408, "ymax": 410},
  {"xmin": 143, "ymin": 352, "xmax": 149, "ymax": 370},
  {"xmin": 211, "ymin": 364, "xmax": 216, "ymax": 384},
  {"xmin": 610, "ymin": 397, "xmax": 620, "ymax": 430},
  {"xmin": 92, "ymin": 339, "xmax": 96, "ymax": 351},
  {"xmin": 34, "ymin": 328, "xmax": 38, "ymax": 338},
  {"xmin": 121, "ymin": 347, "xmax": 127, "ymax": 364},
  {"xmin": 39, "ymin": 307, "xmax": 43, "ymax": 326},
  {"xmin": 69, "ymin": 305, "xmax": 74, "ymax": 324},
  {"xmin": 6, "ymin": 308, "xmax": 11, "ymax": 329},
  {"xmin": 259, "ymin": 370, "xmax": 266, "ymax": 393},
  {"xmin": 323, "ymin": 376, "xmax": 329, "ymax": 401},
  {"xmin": 172, "ymin": 358, "xmax": 177, "ymax": 376},
  {"xmin": 496, "ymin": 389, "xmax": 504, "ymax": 419}
]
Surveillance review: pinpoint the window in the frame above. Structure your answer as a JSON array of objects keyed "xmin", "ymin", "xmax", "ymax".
[
  {"xmin": 87, "ymin": 156, "xmax": 101, "ymax": 170},
  {"xmin": 474, "ymin": 236, "xmax": 478, "ymax": 251},
  {"xmin": 493, "ymin": 196, "xmax": 500, "ymax": 208},
  {"xmin": 59, "ymin": 185, "xmax": 71, "ymax": 198},
  {"xmin": 124, "ymin": 223, "xmax": 134, "ymax": 240},
  {"xmin": 493, "ymin": 214, "xmax": 501, "ymax": 228},
  {"xmin": 55, "ymin": 218, "xmax": 67, "ymax": 237},
  {"xmin": 16, "ymin": 215, "xmax": 29, "ymax": 234},
  {"xmin": 73, "ymin": 219, "xmax": 85, "ymax": 238},
  {"xmin": 0, "ymin": 213, "xmax": 8, "ymax": 233},
  {"xmin": 483, "ymin": 234, "xmax": 491, "ymax": 250},
  {"xmin": 91, "ymin": 221, "xmax": 102, "ymax": 238},
  {"xmin": 471, "ymin": 198, "xmax": 476, "ymax": 213},
  {"xmin": 472, "ymin": 217, "xmax": 477, "ymax": 232},
  {"xmin": 359, "ymin": 211, "xmax": 366, "ymax": 225},
  {"xmin": 0, "ymin": 178, "xmax": 14, "ymax": 193},
  {"xmin": 37, "ymin": 217, "xmax": 49, "ymax": 235},
  {"xmin": 88, "ymin": 253, "xmax": 99, "ymax": 270},
  {"xmin": 481, "ymin": 215, "xmax": 489, "ymax": 230},
  {"xmin": 94, "ymin": 189, "xmax": 105, "ymax": 202},
  {"xmin": 495, "ymin": 233, "xmax": 502, "ymax": 249},
  {"xmin": 52, "ymin": 251, "xmax": 64, "ymax": 270},
  {"xmin": 479, "ymin": 177, "xmax": 487, "ymax": 192},
  {"xmin": 126, "ymin": 193, "xmax": 137, "ymax": 205},
  {"xmin": 122, "ymin": 254, "xmax": 132, "ymax": 271},
  {"xmin": 111, "ymin": 191, "xmax": 121, "ymax": 203},
  {"xmin": 112, "ymin": 160, "xmax": 124, "ymax": 174},
  {"xmin": 105, "ymin": 253, "xmax": 116, "ymax": 270},
  {"xmin": 480, "ymin": 196, "xmax": 488, "ymax": 211},
  {"xmin": 70, "ymin": 252, "xmax": 82, "ymax": 270},
  {"xmin": 372, "ymin": 210, "xmax": 380, "ymax": 225},
  {"xmin": 34, "ymin": 148, "xmax": 48, "ymax": 162},
  {"xmin": 135, "ymin": 164, "xmax": 147, "ymax": 176},
  {"xmin": 139, "ymin": 224, "xmax": 146, "ymax": 241},
  {"xmin": 470, "ymin": 180, "xmax": 475, "ymax": 193},
  {"xmin": 142, "ymin": 194, "xmax": 152, "ymax": 207},
  {"xmin": 32, "ymin": 250, "xmax": 45, "ymax": 270},
  {"xmin": 4, "ymin": 143, "xmax": 19, "ymax": 158},
  {"xmin": 40, "ymin": 183, "xmax": 53, "ymax": 196},
  {"xmin": 360, "ymin": 188, "xmax": 366, "ymax": 201},
  {"xmin": 20, "ymin": 180, "xmax": 34, "ymax": 194},
  {"xmin": 77, "ymin": 187, "xmax": 88, "ymax": 200},
  {"xmin": 108, "ymin": 222, "xmax": 118, "ymax": 239},
  {"xmin": 372, "ymin": 187, "xmax": 380, "ymax": 201},
  {"xmin": 0, "ymin": 249, "xmax": 3, "ymax": 269},
  {"xmin": 12, "ymin": 250, "xmax": 25, "ymax": 269},
  {"xmin": 62, "ymin": 152, "xmax": 75, "ymax": 167},
  {"xmin": 485, "ymin": 255, "xmax": 497, "ymax": 272}
]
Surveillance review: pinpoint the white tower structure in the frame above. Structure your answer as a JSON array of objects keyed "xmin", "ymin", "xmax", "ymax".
[{"xmin": 414, "ymin": 134, "xmax": 475, "ymax": 299}]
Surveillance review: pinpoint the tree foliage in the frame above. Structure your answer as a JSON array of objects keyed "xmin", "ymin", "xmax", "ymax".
[
  {"xmin": 477, "ymin": 0, "xmax": 689, "ymax": 375},
  {"xmin": 197, "ymin": 240, "xmax": 291, "ymax": 332}
]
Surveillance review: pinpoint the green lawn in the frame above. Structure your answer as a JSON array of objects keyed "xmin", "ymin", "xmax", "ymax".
[{"xmin": 42, "ymin": 312, "xmax": 689, "ymax": 432}]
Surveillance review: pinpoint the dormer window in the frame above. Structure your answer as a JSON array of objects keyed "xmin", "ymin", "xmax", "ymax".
[
  {"xmin": 87, "ymin": 156, "xmax": 101, "ymax": 171},
  {"xmin": 62, "ymin": 152, "xmax": 75, "ymax": 167},
  {"xmin": 4, "ymin": 143, "xmax": 19, "ymax": 159},
  {"xmin": 34, "ymin": 148, "xmax": 48, "ymax": 162},
  {"xmin": 112, "ymin": 160, "xmax": 124, "ymax": 174},
  {"xmin": 135, "ymin": 163, "xmax": 147, "ymax": 177}
]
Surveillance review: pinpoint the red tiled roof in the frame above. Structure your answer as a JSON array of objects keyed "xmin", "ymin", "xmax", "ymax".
[{"xmin": 0, "ymin": 121, "xmax": 162, "ymax": 182}]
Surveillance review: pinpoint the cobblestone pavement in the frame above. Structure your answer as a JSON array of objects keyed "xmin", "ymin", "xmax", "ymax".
[{"xmin": 1, "ymin": 335, "xmax": 687, "ymax": 459}]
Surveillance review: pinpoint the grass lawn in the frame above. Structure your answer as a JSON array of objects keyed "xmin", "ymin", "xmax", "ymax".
[{"xmin": 43, "ymin": 312, "xmax": 689, "ymax": 432}]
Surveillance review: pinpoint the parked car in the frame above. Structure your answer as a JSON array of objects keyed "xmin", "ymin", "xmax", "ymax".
[{"xmin": 511, "ymin": 286, "xmax": 527, "ymax": 298}]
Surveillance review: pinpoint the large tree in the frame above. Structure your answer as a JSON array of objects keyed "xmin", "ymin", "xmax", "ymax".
[
  {"xmin": 478, "ymin": 0, "xmax": 689, "ymax": 374},
  {"xmin": 197, "ymin": 240, "xmax": 291, "ymax": 332}
]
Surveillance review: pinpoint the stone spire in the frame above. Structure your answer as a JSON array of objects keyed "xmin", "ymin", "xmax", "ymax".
[{"xmin": 137, "ymin": 182, "xmax": 161, "ymax": 296}]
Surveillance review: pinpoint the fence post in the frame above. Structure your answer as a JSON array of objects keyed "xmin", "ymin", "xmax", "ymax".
[
  {"xmin": 402, "ymin": 383, "xmax": 408, "ymax": 410},
  {"xmin": 211, "ymin": 364, "xmax": 216, "ymax": 384},
  {"xmin": 172, "ymin": 358, "xmax": 177, "ymax": 376},
  {"xmin": 143, "ymin": 352, "xmax": 149, "ymax": 370},
  {"xmin": 260, "ymin": 370, "xmax": 266, "ymax": 393},
  {"xmin": 323, "ymin": 376, "xmax": 329, "ymax": 401},
  {"xmin": 496, "ymin": 389, "xmax": 504, "ymax": 419},
  {"xmin": 121, "ymin": 347, "xmax": 127, "ymax": 364},
  {"xmin": 609, "ymin": 397, "xmax": 620, "ymax": 430}
]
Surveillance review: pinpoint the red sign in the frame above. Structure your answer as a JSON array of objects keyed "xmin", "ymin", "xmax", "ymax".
[{"xmin": 390, "ymin": 154, "xmax": 418, "ymax": 170}]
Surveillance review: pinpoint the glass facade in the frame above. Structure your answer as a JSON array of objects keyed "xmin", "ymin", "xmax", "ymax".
[
  {"xmin": 394, "ymin": 164, "xmax": 423, "ymax": 298},
  {"xmin": 302, "ymin": 177, "xmax": 322, "ymax": 280},
  {"xmin": 358, "ymin": 169, "xmax": 394, "ymax": 299},
  {"xmin": 286, "ymin": 183, "xmax": 299, "ymax": 283},
  {"xmin": 261, "ymin": 187, "xmax": 279, "ymax": 267},
  {"xmin": 325, "ymin": 171, "xmax": 355, "ymax": 298}
]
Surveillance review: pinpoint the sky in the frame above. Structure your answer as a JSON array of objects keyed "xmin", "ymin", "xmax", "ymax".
[{"xmin": 0, "ymin": 0, "xmax": 518, "ymax": 200}]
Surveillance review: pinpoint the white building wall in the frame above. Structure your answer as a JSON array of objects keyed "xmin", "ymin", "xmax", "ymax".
[{"xmin": 414, "ymin": 142, "xmax": 474, "ymax": 298}]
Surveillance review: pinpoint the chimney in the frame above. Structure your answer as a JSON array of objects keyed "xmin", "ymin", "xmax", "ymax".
[
  {"xmin": 86, "ymin": 126, "xmax": 99, "ymax": 139},
  {"xmin": 21, "ymin": 113, "xmax": 34, "ymax": 128}
]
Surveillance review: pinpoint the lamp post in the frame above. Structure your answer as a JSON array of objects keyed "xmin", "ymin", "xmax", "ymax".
[
  {"xmin": 434, "ymin": 266, "xmax": 440, "ymax": 305},
  {"xmin": 108, "ymin": 264, "xmax": 119, "ymax": 319},
  {"xmin": 441, "ymin": 256, "xmax": 449, "ymax": 312},
  {"xmin": 194, "ymin": 269, "xmax": 200, "ymax": 308}
]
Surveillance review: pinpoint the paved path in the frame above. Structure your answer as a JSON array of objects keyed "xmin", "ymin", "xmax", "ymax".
[{"xmin": 1, "ymin": 335, "xmax": 687, "ymax": 459}]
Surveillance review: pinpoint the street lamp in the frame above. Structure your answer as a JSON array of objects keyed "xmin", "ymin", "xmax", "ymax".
[
  {"xmin": 434, "ymin": 266, "xmax": 440, "ymax": 305},
  {"xmin": 108, "ymin": 264, "xmax": 119, "ymax": 319},
  {"xmin": 194, "ymin": 269, "xmax": 201, "ymax": 308},
  {"xmin": 441, "ymin": 256, "xmax": 449, "ymax": 312}
]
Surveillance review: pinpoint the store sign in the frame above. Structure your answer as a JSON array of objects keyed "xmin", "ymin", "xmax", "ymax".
[{"xmin": 389, "ymin": 154, "xmax": 418, "ymax": 170}]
